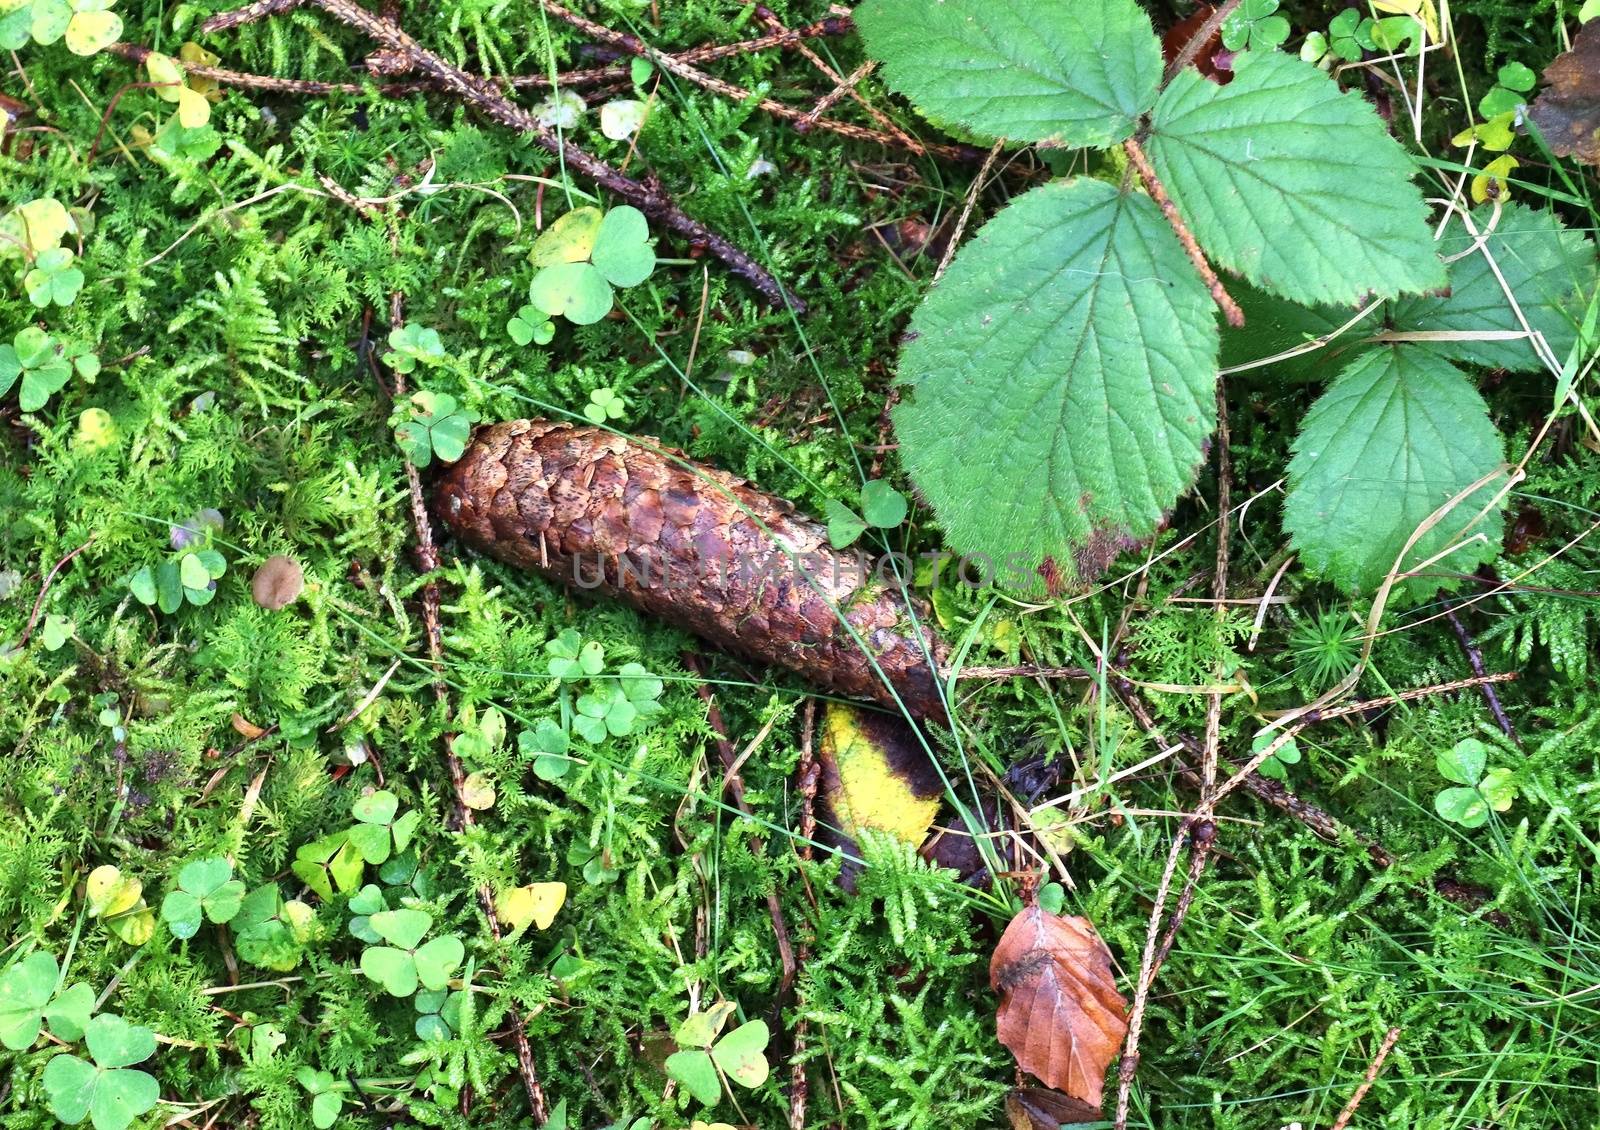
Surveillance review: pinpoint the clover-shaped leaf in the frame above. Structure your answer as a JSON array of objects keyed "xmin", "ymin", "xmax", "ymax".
[
  {"xmin": 1437, "ymin": 738, "xmax": 1488, "ymax": 785},
  {"xmin": 347, "ymin": 789, "xmax": 422, "ymax": 865},
  {"xmin": 292, "ymin": 833, "xmax": 364, "ymax": 900},
  {"xmin": 528, "ymin": 261, "xmax": 613, "ymax": 325},
  {"xmin": 232, "ymin": 885, "xmax": 310, "ymax": 972},
  {"xmin": 664, "ymin": 1008, "xmax": 769, "ymax": 1109},
  {"xmin": 574, "ymin": 682, "xmax": 648, "ymax": 742},
  {"xmin": 1479, "ymin": 61, "xmax": 1536, "ymax": 118},
  {"xmin": 531, "ymin": 207, "xmax": 603, "ymax": 266},
  {"xmin": 0, "ymin": 326, "xmax": 73, "ymax": 411},
  {"xmin": 383, "ymin": 324, "xmax": 445, "ymax": 374},
  {"xmin": 1251, "ymin": 729, "xmax": 1302, "ymax": 782},
  {"xmin": 0, "ymin": 952, "xmax": 59, "ymax": 1050},
  {"xmin": 85, "ymin": 866, "xmax": 154, "ymax": 946},
  {"xmin": 1434, "ymin": 738, "xmax": 1517, "ymax": 828},
  {"xmin": 824, "ymin": 499, "xmax": 868, "ymax": 549},
  {"xmin": 394, "ymin": 389, "xmax": 476, "ymax": 468},
  {"xmin": 546, "ymin": 628, "xmax": 603, "ymax": 680},
  {"xmin": 507, "ymin": 304, "xmax": 556, "ymax": 346},
  {"xmin": 62, "ymin": 0, "xmax": 121, "ymax": 55},
  {"xmin": 589, "ymin": 206, "xmax": 654, "ymax": 288},
  {"xmin": 160, "ymin": 857, "xmax": 245, "ymax": 940},
  {"xmin": 24, "ymin": 246, "xmax": 83, "ymax": 308},
  {"xmin": 1326, "ymin": 8, "xmax": 1376, "ymax": 62},
  {"xmin": 860, "ymin": 479, "xmax": 908, "ymax": 530},
  {"xmin": 583, "ymin": 387, "xmax": 626, "ymax": 425},
  {"xmin": 519, "ymin": 719, "xmax": 573, "ymax": 781},
  {"xmin": 0, "ymin": 197, "xmax": 76, "ymax": 259},
  {"xmin": 1222, "ymin": 0, "xmax": 1289, "ymax": 51},
  {"xmin": 413, "ymin": 987, "xmax": 465, "ymax": 1042},
  {"xmin": 294, "ymin": 1067, "xmax": 345, "ymax": 1129},
  {"xmin": 360, "ymin": 909, "xmax": 463, "ymax": 996},
  {"xmin": 346, "ymin": 883, "xmax": 387, "ymax": 943},
  {"xmin": 42, "ymin": 1015, "xmax": 159, "ymax": 1130},
  {"xmin": 145, "ymin": 51, "xmax": 210, "ymax": 128}
]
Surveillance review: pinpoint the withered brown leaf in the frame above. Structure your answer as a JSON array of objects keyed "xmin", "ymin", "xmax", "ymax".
[
  {"xmin": 1530, "ymin": 21, "xmax": 1600, "ymax": 165},
  {"xmin": 1005, "ymin": 1087, "xmax": 1104, "ymax": 1129},
  {"xmin": 990, "ymin": 906, "xmax": 1128, "ymax": 1109}
]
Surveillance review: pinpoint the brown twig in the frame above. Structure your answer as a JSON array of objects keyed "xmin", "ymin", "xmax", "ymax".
[
  {"xmin": 198, "ymin": 0, "xmax": 300, "ymax": 33},
  {"xmin": 1329, "ymin": 1027, "xmax": 1402, "ymax": 1130},
  {"xmin": 684, "ymin": 653, "xmax": 798, "ymax": 1000},
  {"xmin": 1444, "ymin": 603, "xmax": 1519, "ymax": 744},
  {"xmin": 788, "ymin": 699, "xmax": 818, "ymax": 1130},
  {"xmin": 800, "ymin": 59, "xmax": 876, "ymax": 129},
  {"xmin": 932, "ymin": 138, "xmax": 1004, "ymax": 285},
  {"xmin": 539, "ymin": 0, "xmax": 981, "ymax": 163},
  {"xmin": 1115, "ymin": 384, "xmax": 1233, "ymax": 1129},
  {"xmin": 1164, "ymin": 0, "xmax": 1244, "ymax": 81},
  {"xmin": 1123, "ymin": 135, "xmax": 1244, "ymax": 328}
]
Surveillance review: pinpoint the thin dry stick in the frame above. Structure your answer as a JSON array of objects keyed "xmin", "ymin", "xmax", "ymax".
[
  {"xmin": 198, "ymin": 0, "xmax": 299, "ymax": 32},
  {"xmin": 538, "ymin": 0, "xmax": 982, "ymax": 163},
  {"xmin": 1329, "ymin": 1027, "xmax": 1402, "ymax": 1130},
  {"xmin": 788, "ymin": 699, "xmax": 818, "ymax": 1130},
  {"xmin": 1163, "ymin": 0, "xmax": 1244, "ymax": 80},
  {"xmin": 801, "ymin": 59, "xmax": 876, "ymax": 128},
  {"xmin": 1115, "ymin": 382, "xmax": 1232, "ymax": 1129},
  {"xmin": 684, "ymin": 654, "xmax": 799, "ymax": 999},
  {"xmin": 1444, "ymin": 602, "xmax": 1519, "ymax": 744},
  {"xmin": 1123, "ymin": 135, "xmax": 1245, "ymax": 327},
  {"xmin": 932, "ymin": 138, "xmax": 1004, "ymax": 285},
  {"xmin": 13, "ymin": 536, "xmax": 95, "ymax": 651}
]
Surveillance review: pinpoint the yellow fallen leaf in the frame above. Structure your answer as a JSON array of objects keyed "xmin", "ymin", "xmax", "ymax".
[
  {"xmin": 530, "ymin": 207, "xmax": 603, "ymax": 267},
  {"xmin": 74, "ymin": 407, "xmax": 117, "ymax": 451},
  {"xmin": 496, "ymin": 882, "xmax": 567, "ymax": 931},
  {"xmin": 106, "ymin": 903, "xmax": 154, "ymax": 945},
  {"xmin": 1472, "ymin": 155, "xmax": 1519, "ymax": 203},
  {"xmin": 819, "ymin": 703, "xmax": 941, "ymax": 846},
  {"xmin": 461, "ymin": 771, "xmax": 496, "ymax": 810},
  {"xmin": 86, "ymin": 864, "xmax": 142, "ymax": 918}
]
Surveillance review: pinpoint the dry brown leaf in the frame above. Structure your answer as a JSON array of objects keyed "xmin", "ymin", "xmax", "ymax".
[
  {"xmin": 990, "ymin": 905, "xmax": 1128, "ymax": 1110},
  {"xmin": 1529, "ymin": 21, "xmax": 1600, "ymax": 165},
  {"xmin": 1005, "ymin": 1086, "xmax": 1104, "ymax": 1129}
]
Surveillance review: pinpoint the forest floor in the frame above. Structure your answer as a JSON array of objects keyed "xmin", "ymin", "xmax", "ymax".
[{"xmin": 3, "ymin": 1, "xmax": 1599, "ymax": 1129}]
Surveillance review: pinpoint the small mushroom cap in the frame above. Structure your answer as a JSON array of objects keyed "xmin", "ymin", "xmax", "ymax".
[{"xmin": 251, "ymin": 555, "xmax": 304, "ymax": 611}]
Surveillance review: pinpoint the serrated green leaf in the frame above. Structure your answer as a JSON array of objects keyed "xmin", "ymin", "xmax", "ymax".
[
  {"xmin": 892, "ymin": 177, "xmax": 1218, "ymax": 586},
  {"xmin": 856, "ymin": 0, "xmax": 1160, "ymax": 147},
  {"xmin": 1147, "ymin": 50, "xmax": 1445, "ymax": 305},
  {"xmin": 1285, "ymin": 347, "xmax": 1507, "ymax": 597},
  {"xmin": 1389, "ymin": 202, "xmax": 1597, "ymax": 373}
]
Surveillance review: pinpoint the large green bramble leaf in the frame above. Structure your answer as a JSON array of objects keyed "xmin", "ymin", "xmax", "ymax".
[
  {"xmin": 856, "ymin": 0, "xmax": 1161, "ymax": 147},
  {"xmin": 892, "ymin": 178, "xmax": 1218, "ymax": 587},
  {"xmin": 1147, "ymin": 50, "xmax": 1445, "ymax": 306},
  {"xmin": 1284, "ymin": 346, "xmax": 1507, "ymax": 597},
  {"xmin": 1389, "ymin": 202, "xmax": 1597, "ymax": 373}
]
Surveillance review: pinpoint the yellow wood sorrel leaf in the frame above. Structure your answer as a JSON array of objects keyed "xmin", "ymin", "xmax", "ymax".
[{"xmin": 530, "ymin": 207, "xmax": 602, "ymax": 267}]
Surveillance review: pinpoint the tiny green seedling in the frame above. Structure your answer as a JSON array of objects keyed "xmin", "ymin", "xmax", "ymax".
[
  {"xmin": 1435, "ymin": 738, "xmax": 1517, "ymax": 828},
  {"xmin": 128, "ymin": 547, "xmax": 227, "ymax": 614},
  {"xmin": 394, "ymin": 390, "xmax": 477, "ymax": 467},
  {"xmin": 383, "ymin": 324, "xmax": 446, "ymax": 374},
  {"xmin": 507, "ymin": 304, "xmax": 556, "ymax": 346},
  {"xmin": 826, "ymin": 479, "xmax": 909, "ymax": 548},
  {"xmin": 1251, "ymin": 728, "xmax": 1302, "ymax": 781},
  {"xmin": 23, "ymin": 245, "xmax": 83, "ymax": 307},
  {"xmin": 347, "ymin": 790, "xmax": 422, "ymax": 865},
  {"xmin": 41, "ymin": 1014, "xmax": 160, "ymax": 1130},
  {"xmin": 359, "ymin": 909, "xmax": 464, "ymax": 997},
  {"xmin": 520, "ymin": 718, "xmax": 574, "ymax": 781},
  {"xmin": 0, "ymin": 326, "xmax": 94, "ymax": 411},
  {"xmin": 663, "ymin": 1000, "xmax": 771, "ymax": 1108},
  {"xmin": 160, "ymin": 857, "xmax": 245, "ymax": 940},
  {"xmin": 546, "ymin": 628, "xmax": 604, "ymax": 681},
  {"xmin": 295, "ymin": 1067, "xmax": 347, "ymax": 1129},
  {"xmin": 0, "ymin": 951, "xmax": 93, "ymax": 1050},
  {"xmin": 583, "ymin": 387, "xmax": 626, "ymax": 425},
  {"xmin": 292, "ymin": 832, "xmax": 364, "ymax": 899}
]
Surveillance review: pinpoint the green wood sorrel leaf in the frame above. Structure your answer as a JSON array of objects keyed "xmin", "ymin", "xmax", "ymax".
[
  {"xmin": 709, "ymin": 1019, "xmax": 770, "ymax": 1089},
  {"xmin": 1390, "ymin": 202, "xmax": 1597, "ymax": 373},
  {"xmin": 1146, "ymin": 50, "xmax": 1445, "ymax": 305},
  {"xmin": 0, "ymin": 951, "xmax": 58, "ymax": 1049},
  {"xmin": 347, "ymin": 789, "xmax": 421, "ymax": 865},
  {"xmin": 1438, "ymin": 737, "xmax": 1489, "ymax": 785},
  {"xmin": 291, "ymin": 833, "xmax": 364, "ymax": 900},
  {"xmin": 664, "ymin": 1048, "xmax": 723, "ymax": 1105},
  {"xmin": 42, "ymin": 1015, "xmax": 160, "ymax": 1130},
  {"xmin": 856, "ymin": 0, "xmax": 1161, "ymax": 147},
  {"xmin": 160, "ymin": 857, "xmax": 245, "ymax": 939},
  {"xmin": 1284, "ymin": 346, "xmax": 1507, "ymax": 597},
  {"xmin": 891, "ymin": 177, "xmax": 1218, "ymax": 586},
  {"xmin": 588, "ymin": 206, "xmax": 654, "ymax": 287}
]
